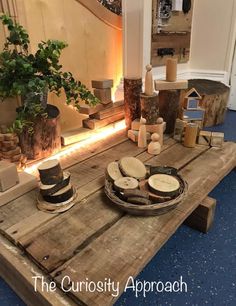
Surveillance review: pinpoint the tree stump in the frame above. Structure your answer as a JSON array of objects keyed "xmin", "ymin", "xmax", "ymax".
[
  {"xmin": 19, "ymin": 104, "xmax": 61, "ymax": 160},
  {"xmin": 158, "ymin": 90, "xmax": 180, "ymax": 134},
  {"xmin": 124, "ymin": 78, "xmax": 142, "ymax": 128},
  {"xmin": 140, "ymin": 93, "xmax": 159, "ymax": 124},
  {"xmin": 181, "ymin": 79, "xmax": 230, "ymax": 127}
]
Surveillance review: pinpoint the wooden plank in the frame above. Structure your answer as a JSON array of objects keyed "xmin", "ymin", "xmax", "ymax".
[
  {"xmin": 0, "ymin": 234, "xmax": 76, "ymax": 306},
  {"xmin": 184, "ymin": 196, "xmax": 216, "ymax": 233},
  {"xmin": 90, "ymin": 104, "xmax": 124, "ymax": 120},
  {"xmin": 152, "ymin": 33, "xmax": 191, "ymax": 50},
  {"xmin": 83, "ymin": 112, "xmax": 124, "ymax": 130},
  {"xmin": 18, "ymin": 143, "xmax": 207, "ymax": 275},
  {"xmin": 79, "ymin": 102, "xmax": 113, "ymax": 115},
  {"xmin": 51, "ymin": 142, "xmax": 236, "ymax": 306},
  {"xmin": 155, "ymin": 80, "xmax": 188, "ymax": 91},
  {"xmin": 61, "ymin": 127, "xmax": 95, "ymax": 146}
]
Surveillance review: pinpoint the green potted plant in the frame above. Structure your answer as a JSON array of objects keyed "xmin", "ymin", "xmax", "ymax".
[{"xmin": 0, "ymin": 14, "xmax": 100, "ymax": 159}]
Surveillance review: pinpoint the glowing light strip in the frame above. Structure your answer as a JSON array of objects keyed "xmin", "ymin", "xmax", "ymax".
[{"xmin": 25, "ymin": 120, "xmax": 126, "ymax": 174}]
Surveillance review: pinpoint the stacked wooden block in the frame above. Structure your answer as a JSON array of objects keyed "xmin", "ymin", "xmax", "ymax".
[
  {"xmin": 82, "ymin": 79, "xmax": 124, "ymax": 130},
  {"xmin": 0, "ymin": 125, "xmax": 26, "ymax": 167}
]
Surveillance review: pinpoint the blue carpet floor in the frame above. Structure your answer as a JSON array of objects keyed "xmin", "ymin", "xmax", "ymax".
[{"xmin": 0, "ymin": 110, "xmax": 235, "ymax": 306}]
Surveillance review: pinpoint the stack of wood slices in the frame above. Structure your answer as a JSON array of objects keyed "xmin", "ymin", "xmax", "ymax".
[
  {"xmin": 105, "ymin": 157, "xmax": 187, "ymax": 216},
  {"xmin": 0, "ymin": 126, "xmax": 27, "ymax": 169},
  {"xmin": 37, "ymin": 159, "xmax": 76, "ymax": 213}
]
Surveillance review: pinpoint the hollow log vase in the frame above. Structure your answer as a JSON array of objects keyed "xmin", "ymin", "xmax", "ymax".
[
  {"xmin": 140, "ymin": 93, "xmax": 159, "ymax": 125},
  {"xmin": 124, "ymin": 78, "xmax": 142, "ymax": 128}
]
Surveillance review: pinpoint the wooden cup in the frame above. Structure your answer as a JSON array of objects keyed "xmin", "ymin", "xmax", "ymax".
[{"xmin": 184, "ymin": 123, "xmax": 198, "ymax": 148}]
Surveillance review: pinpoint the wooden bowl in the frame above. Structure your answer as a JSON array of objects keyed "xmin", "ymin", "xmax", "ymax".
[{"xmin": 104, "ymin": 172, "xmax": 188, "ymax": 216}]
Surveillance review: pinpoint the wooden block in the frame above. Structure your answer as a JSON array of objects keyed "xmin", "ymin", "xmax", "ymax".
[
  {"xmin": 79, "ymin": 102, "xmax": 113, "ymax": 115},
  {"xmin": 211, "ymin": 132, "xmax": 224, "ymax": 148},
  {"xmin": 131, "ymin": 119, "xmax": 166, "ymax": 134},
  {"xmin": 155, "ymin": 79, "xmax": 188, "ymax": 91},
  {"xmin": 83, "ymin": 112, "xmax": 124, "ymax": 130},
  {"xmin": 94, "ymin": 88, "xmax": 112, "ymax": 105},
  {"xmin": 0, "ymin": 161, "xmax": 19, "ymax": 192},
  {"xmin": 127, "ymin": 130, "xmax": 151, "ymax": 143},
  {"xmin": 61, "ymin": 128, "xmax": 96, "ymax": 146},
  {"xmin": 0, "ymin": 171, "xmax": 38, "ymax": 206},
  {"xmin": 91, "ymin": 79, "xmax": 113, "ymax": 89},
  {"xmin": 90, "ymin": 101, "xmax": 124, "ymax": 120},
  {"xmin": 198, "ymin": 131, "xmax": 212, "ymax": 145},
  {"xmin": 183, "ymin": 109, "xmax": 205, "ymax": 121},
  {"xmin": 185, "ymin": 196, "xmax": 216, "ymax": 233},
  {"xmin": 184, "ymin": 98, "xmax": 200, "ymax": 110}
]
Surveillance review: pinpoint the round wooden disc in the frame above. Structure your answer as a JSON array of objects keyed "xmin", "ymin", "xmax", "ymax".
[
  {"xmin": 114, "ymin": 177, "xmax": 139, "ymax": 192},
  {"xmin": 106, "ymin": 162, "xmax": 123, "ymax": 182},
  {"xmin": 148, "ymin": 174, "xmax": 180, "ymax": 196},
  {"xmin": 119, "ymin": 157, "xmax": 147, "ymax": 179}
]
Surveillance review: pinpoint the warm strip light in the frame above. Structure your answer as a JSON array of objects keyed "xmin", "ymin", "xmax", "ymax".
[{"xmin": 25, "ymin": 119, "xmax": 126, "ymax": 175}]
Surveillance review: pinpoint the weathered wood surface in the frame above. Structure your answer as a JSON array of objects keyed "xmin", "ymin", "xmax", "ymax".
[{"xmin": 0, "ymin": 133, "xmax": 236, "ymax": 306}]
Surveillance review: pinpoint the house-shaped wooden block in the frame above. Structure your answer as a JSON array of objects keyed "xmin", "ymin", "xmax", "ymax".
[{"xmin": 184, "ymin": 88, "xmax": 202, "ymax": 110}]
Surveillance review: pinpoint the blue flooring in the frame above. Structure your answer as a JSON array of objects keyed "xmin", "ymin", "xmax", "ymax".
[{"xmin": 0, "ymin": 111, "xmax": 236, "ymax": 306}]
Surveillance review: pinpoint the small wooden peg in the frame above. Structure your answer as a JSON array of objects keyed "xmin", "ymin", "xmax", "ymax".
[
  {"xmin": 148, "ymin": 133, "xmax": 161, "ymax": 155},
  {"xmin": 144, "ymin": 64, "xmax": 154, "ymax": 96},
  {"xmin": 138, "ymin": 118, "xmax": 147, "ymax": 148}
]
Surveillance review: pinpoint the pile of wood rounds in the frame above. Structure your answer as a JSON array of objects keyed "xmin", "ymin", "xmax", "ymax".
[
  {"xmin": 37, "ymin": 159, "xmax": 76, "ymax": 213},
  {"xmin": 0, "ymin": 125, "xmax": 27, "ymax": 168},
  {"xmin": 105, "ymin": 159, "xmax": 187, "ymax": 215}
]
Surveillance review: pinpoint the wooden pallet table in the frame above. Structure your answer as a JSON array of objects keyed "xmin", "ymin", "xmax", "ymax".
[{"xmin": 0, "ymin": 133, "xmax": 236, "ymax": 306}]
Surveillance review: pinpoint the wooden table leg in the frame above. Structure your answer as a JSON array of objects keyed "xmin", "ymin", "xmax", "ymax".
[{"xmin": 184, "ymin": 196, "xmax": 216, "ymax": 233}]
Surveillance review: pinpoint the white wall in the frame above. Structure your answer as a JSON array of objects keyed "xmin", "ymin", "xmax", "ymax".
[{"xmin": 123, "ymin": 0, "xmax": 236, "ymax": 84}]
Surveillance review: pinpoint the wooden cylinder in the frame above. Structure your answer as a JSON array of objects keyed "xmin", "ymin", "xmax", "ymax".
[
  {"xmin": 184, "ymin": 123, "xmax": 198, "ymax": 148},
  {"xmin": 19, "ymin": 104, "xmax": 61, "ymax": 160},
  {"xmin": 158, "ymin": 90, "xmax": 180, "ymax": 134},
  {"xmin": 166, "ymin": 58, "xmax": 177, "ymax": 82},
  {"xmin": 181, "ymin": 79, "xmax": 230, "ymax": 127},
  {"xmin": 124, "ymin": 78, "xmax": 142, "ymax": 128},
  {"xmin": 140, "ymin": 93, "xmax": 159, "ymax": 124}
]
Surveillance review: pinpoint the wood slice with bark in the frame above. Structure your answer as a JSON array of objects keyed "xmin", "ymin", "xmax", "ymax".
[
  {"xmin": 106, "ymin": 162, "xmax": 123, "ymax": 182},
  {"xmin": 124, "ymin": 78, "xmax": 142, "ymax": 128},
  {"xmin": 43, "ymin": 184, "xmax": 74, "ymax": 204},
  {"xmin": 148, "ymin": 174, "xmax": 180, "ymax": 197},
  {"xmin": 119, "ymin": 157, "xmax": 147, "ymax": 180},
  {"xmin": 123, "ymin": 188, "xmax": 149, "ymax": 199},
  {"xmin": 38, "ymin": 159, "xmax": 63, "ymax": 185},
  {"xmin": 114, "ymin": 177, "xmax": 139, "ymax": 192},
  {"xmin": 40, "ymin": 171, "xmax": 71, "ymax": 196},
  {"xmin": 127, "ymin": 197, "xmax": 151, "ymax": 205},
  {"xmin": 139, "ymin": 180, "xmax": 172, "ymax": 202}
]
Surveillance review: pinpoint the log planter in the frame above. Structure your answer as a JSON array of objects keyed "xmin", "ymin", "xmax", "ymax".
[{"xmin": 19, "ymin": 104, "xmax": 61, "ymax": 160}]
